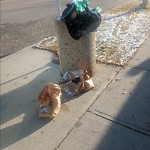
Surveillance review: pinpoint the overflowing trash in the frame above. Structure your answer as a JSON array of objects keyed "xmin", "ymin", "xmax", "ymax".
[
  {"xmin": 61, "ymin": 0, "xmax": 102, "ymax": 39},
  {"xmin": 60, "ymin": 69, "xmax": 94, "ymax": 96},
  {"xmin": 38, "ymin": 82, "xmax": 61, "ymax": 119},
  {"xmin": 36, "ymin": 1, "xmax": 150, "ymax": 66},
  {"xmin": 38, "ymin": 69, "xmax": 94, "ymax": 119}
]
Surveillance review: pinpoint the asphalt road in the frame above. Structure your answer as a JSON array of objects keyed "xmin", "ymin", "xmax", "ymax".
[{"xmin": 1, "ymin": 0, "xmax": 131, "ymax": 58}]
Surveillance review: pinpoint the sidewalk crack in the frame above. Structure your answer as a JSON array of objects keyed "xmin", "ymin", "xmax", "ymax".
[{"xmin": 89, "ymin": 110, "xmax": 150, "ymax": 137}]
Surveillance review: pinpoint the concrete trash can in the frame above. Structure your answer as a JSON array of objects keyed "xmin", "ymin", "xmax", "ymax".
[{"xmin": 55, "ymin": 19, "xmax": 96, "ymax": 77}]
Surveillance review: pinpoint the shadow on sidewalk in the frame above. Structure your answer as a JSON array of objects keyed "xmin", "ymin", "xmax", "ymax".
[
  {"xmin": 96, "ymin": 58, "xmax": 150, "ymax": 150},
  {"xmin": 0, "ymin": 61, "xmax": 61, "ymax": 149}
]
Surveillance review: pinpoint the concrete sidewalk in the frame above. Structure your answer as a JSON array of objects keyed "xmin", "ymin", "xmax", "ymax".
[
  {"xmin": 0, "ymin": 42, "xmax": 120, "ymax": 150},
  {"xmin": 58, "ymin": 34, "xmax": 150, "ymax": 150},
  {"xmin": 1, "ymin": 34, "xmax": 150, "ymax": 150},
  {"xmin": 1, "ymin": 33, "xmax": 150, "ymax": 150}
]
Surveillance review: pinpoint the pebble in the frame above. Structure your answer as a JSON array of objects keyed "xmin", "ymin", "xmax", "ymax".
[
  {"xmin": 122, "ymin": 91, "xmax": 127, "ymax": 95},
  {"xmin": 115, "ymin": 78, "xmax": 121, "ymax": 81}
]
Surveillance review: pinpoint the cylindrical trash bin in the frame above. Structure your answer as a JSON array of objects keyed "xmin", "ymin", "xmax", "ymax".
[{"xmin": 55, "ymin": 19, "xmax": 96, "ymax": 77}]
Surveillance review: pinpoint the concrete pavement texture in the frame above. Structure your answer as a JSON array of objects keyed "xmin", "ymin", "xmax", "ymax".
[
  {"xmin": 1, "ymin": 2, "xmax": 150, "ymax": 150},
  {"xmin": 1, "ymin": 33, "xmax": 150, "ymax": 150},
  {"xmin": 57, "ymin": 33, "xmax": 150, "ymax": 150},
  {"xmin": 0, "ymin": 44, "xmax": 119, "ymax": 149},
  {"xmin": 56, "ymin": 33, "xmax": 150, "ymax": 150}
]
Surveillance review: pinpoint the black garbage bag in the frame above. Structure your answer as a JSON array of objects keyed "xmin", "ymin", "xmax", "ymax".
[
  {"xmin": 62, "ymin": 3, "xmax": 82, "ymax": 40},
  {"xmin": 62, "ymin": 3, "xmax": 101, "ymax": 40}
]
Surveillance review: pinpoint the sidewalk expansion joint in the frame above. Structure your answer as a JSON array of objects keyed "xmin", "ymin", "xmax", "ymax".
[
  {"xmin": 88, "ymin": 110, "xmax": 150, "ymax": 137},
  {"xmin": 55, "ymin": 69, "xmax": 120, "ymax": 149},
  {"xmin": 55, "ymin": 113, "xmax": 88, "ymax": 150},
  {"xmin": 86, "ymin": 69, "xmax": 120, "ymax": 113}
]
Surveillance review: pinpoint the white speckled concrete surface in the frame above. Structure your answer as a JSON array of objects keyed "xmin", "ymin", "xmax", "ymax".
[{"xmin": 55, "ymin": 19, "xmax": 96, "ymax": 77}]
